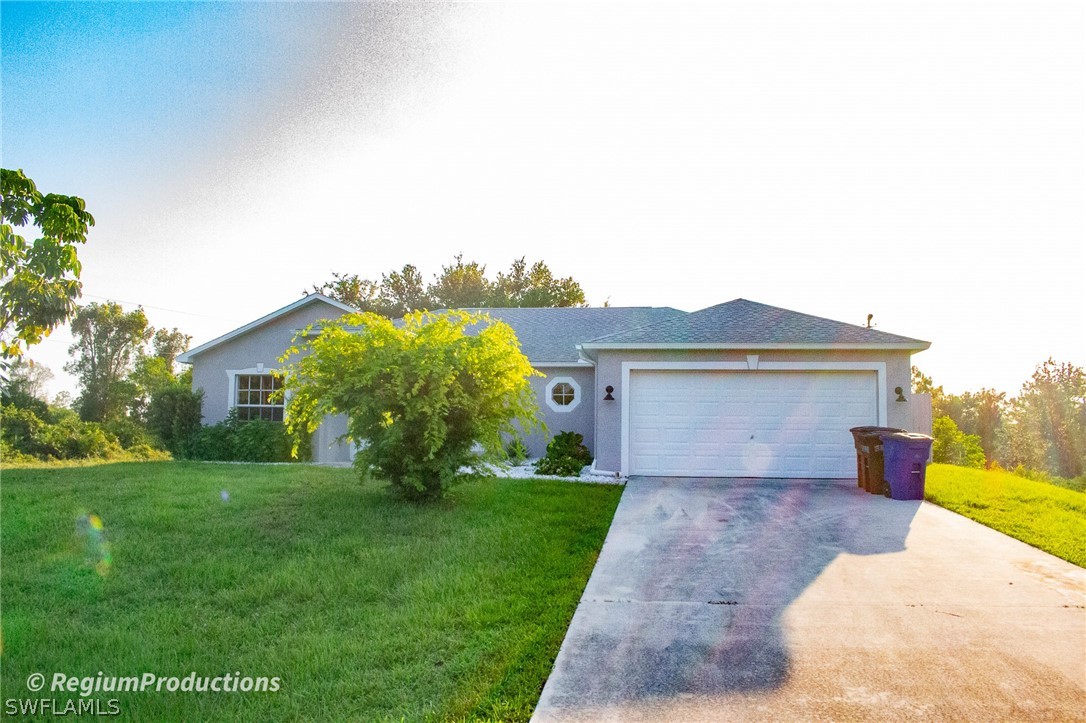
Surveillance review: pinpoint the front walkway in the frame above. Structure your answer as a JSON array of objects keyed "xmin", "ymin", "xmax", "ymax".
[{"xmin": 533, "ymin": 477, "xmax": 1086, "ymax": 721}]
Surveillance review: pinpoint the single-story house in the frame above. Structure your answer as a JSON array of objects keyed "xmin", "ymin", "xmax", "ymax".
[{"xmin": 177, "ymin": 294, "xmax": 931, "ymax": 477}]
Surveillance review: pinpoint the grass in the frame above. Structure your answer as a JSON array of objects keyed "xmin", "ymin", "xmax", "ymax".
[
  {"xmin": 925, "ymin": 463, "xmax": 1086, "ymax": 567},
  {"xmin": 0, "ymin": 462, "xmax": 623, "ymax": 721}
]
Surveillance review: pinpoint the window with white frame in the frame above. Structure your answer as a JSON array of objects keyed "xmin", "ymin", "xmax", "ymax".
[
  {"xmin": 545, "ymin": 376, "xmax": 581, "ymax": 412},
  {"xmin": 234, "ymin": 374, "xmax": 284, "ymax": 421}
]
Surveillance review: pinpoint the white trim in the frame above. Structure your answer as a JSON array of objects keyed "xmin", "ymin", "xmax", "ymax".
[
  {"xmin": 576, "ymin": 345, "xmax": 597, "ymax": 365},
  {"xmin": 746, "ymin": 354, "xmax": 759, "ymax": 370},
  {"xmin": 226, "ymin": 366, "xmax": 286, "ymax": 417},
  {"xmin": 545, "ymin": 376, "xmax": 582, "ymax": 413},
  {"xmin": 619, "ymin": 360, "xmax": 887, "ymax": 476},
  {"xmin": 532, "ymin": 361, "xmax": 595, "ymax": 368},
  {"xmin": 178, "ymin": 294, "xmax": 357, "ymax": 363},
  {"xmin": 582, "ymin": 342, "xmax": 929, "ymax": 351}
]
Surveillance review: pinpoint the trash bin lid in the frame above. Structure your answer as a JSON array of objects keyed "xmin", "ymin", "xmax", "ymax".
[
  {"xmin": 880, "ymin": 432, "xmax": 934, "ymax": 446},
  {"xmin": 851, "ymin": 426, "xmax": 904, "ymax": 444},
  {"xmin": 857, "ymin": 431, "xmax": 890, "ymax": 447}
]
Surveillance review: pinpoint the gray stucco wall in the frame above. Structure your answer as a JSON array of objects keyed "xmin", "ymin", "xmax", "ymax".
[
  {"xmin": 313, "ymin": 413, "xmax": 352, "ymax": 464},
  {"xmin": 519, "ymin": 365, "xmax": 596, "ymax": 458},
  {"xmin": 188, "ymin": 301, "xmax": 349, "ymax": 425},
  {"xmin": 188, "ymin": 303, "xmax": 597, "ymax": 464},
  {"xmin": 590, "ymin": 348, "xmax": 916, "ymax": 473}
]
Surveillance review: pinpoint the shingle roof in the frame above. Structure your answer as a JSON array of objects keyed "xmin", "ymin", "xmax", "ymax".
[
  {"xmin": 582, "ymin": 299, "xmax": 929, "ymax": 348},
  {"xmin": 460, "ymin": 307, "xmax": 687, "ymax": 363}
]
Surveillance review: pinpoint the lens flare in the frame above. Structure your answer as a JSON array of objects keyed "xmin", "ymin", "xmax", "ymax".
[{"xmin": 77, "ymin": 512, "xmax": 112, "ymax": 576}]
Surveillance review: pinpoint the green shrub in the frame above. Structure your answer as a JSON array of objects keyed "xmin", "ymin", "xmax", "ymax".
[
  {"xmin": 535, "ymin": 431, "xmax": 592, "ymax": 477},
  {"xmin": 2, "ymin": 404, "xmax": 124, "ymax": 460},
  {"xmin": 505, "ymin": 436, "xmax": 529, "ymax": 464},
  {"xmin": 124, "ymin": 443, "xmax": 171, "ymax": 461},
  {"xmin": 1, "ymin": 385, "xmax": 49, "ymax": 418},
  {"xmin": 185, "ymin": 423, "xmax": 235, "ymax": 461},
  {"xmin": 535, "ymin": 455, "xmax": 587, "ymax": 476},
  {"xmin": 1012, "ymin": 464, "xmax": 1051, "ymax": 483},
  {"xmin": 103, "ymin": 417, "xmax": 157, "ymax": 449},
  {"xmin": 1, "ymin": 404, "xmax": 48, "ymax": 457},
  {"xmin": 1, "ymin": 402, "xmax": 170, "ymax": 463},
  {"xmin": 0, "ymin": 438, "xmax": 36, "ymax": 464},
  {"xmin": 35, "ymin": 418, "xmax": 123, "ymax": 459},
  {"xmin": 147, "ymin": 385, "xmax": 203, "ymax": 456},
  {"xmin": 932, "ymin": 417, "xmax": 985, "ymax": 468},
  {"xmin": 42, "ymin": 405, "xmax": 81, "ymax": 425},
  {"xmin": 281, "ymin": 310, "xmax": 540, "ymax": 501},
  {"xmin": 1012, "ymin": 465, "xmax": 1086, "ymax": 493},
  {"xmin": 184, "ymin": 409, "xmax": 304, "ymax": 463},
  {"xmin": 1054, "ymin": 476, "xmax": 1086, "ymax": 493},
  {"xmin": 233, "ymin": 419, "xmax": 294, "ymax": 462},
  {"xmin": 546, "ymin": 431, "xmax": 593, "ymax": 464}
]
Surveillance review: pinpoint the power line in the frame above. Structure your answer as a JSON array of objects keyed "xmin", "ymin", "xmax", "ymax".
[{"xmin": 79, "ymin": 293, "xmax": 243, "ymax": 323}]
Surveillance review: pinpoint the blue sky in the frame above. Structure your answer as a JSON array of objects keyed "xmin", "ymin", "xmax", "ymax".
[
  {"xmin": 4, "ymin": 2, "xmax": 337, "ymax": 184},
  {"xmin": 2, "ymin": 1, "xmax": 1083, "ymax": 398}
]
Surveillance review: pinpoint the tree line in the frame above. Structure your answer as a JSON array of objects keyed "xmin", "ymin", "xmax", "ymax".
[
  {"xmin": 2, "ymin": 302, "xmax": 201, "ymax": 461},
  {"xmin": 915, "ymin": 361, "xmax": 1085, "ymax": 482},
  {"xmin": 308, "ymin": 255, "xmax": 588, "ymax": 317}
]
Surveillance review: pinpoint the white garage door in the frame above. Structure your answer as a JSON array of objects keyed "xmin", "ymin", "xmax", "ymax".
[{"xmin": 628, "ymin": 370, "xmax": 878, "ymax": 478}]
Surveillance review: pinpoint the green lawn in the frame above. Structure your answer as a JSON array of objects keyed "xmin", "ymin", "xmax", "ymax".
[
  {"xmin": 1, "ymin": 462, "xmax": 623, "ymax": 721},
  {"xmin": 925, "ymin": 463, "xmax": 1086, "ymax": 567}
]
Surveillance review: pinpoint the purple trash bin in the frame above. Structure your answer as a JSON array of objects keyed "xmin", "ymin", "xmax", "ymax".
[{"xmin": 879, "ymin": 432, "xmax": 935, "ymax": 500}]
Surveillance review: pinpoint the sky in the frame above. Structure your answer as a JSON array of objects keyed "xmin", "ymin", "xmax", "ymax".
[{"xmin": 2, "ymin": 0, "xmax": 1083, "ymax": 399}]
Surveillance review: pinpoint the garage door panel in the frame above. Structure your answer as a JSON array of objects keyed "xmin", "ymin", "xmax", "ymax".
[{"xmin": 629, "ymin": 370, "xmax": 877, "ymax": 478}]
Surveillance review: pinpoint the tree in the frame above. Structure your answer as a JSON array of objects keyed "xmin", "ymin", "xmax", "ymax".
[
  {"xmin": 912, "ymin": 366, "xmax": 960, "ymax": 421},
  {"xmin": 911, "ymin": 366, "xmax": 941, "ymax": 398},
  {"xmin": 309, "ymin": 271, "xmax": 380, "ymax": 313},
  {"xmin": 126, "ymin": 327, "xmax": 192, "ymax": 420},
  {"xmin": 281, "ymin": 310, "xmax": 541, "ymax": 500},
  {"xmin": 2, "ymin": 356, "xmax": 52, "ymax": 401},
  {"xmin": 931, "ymin": 416, "xmax": 986, "ymax": 468},
  {"xmin": 490, "ymin": 257, "xmax": 587, "ymax": 308},
  {"xmin": 428, "ymin": 255, "xmax": 492, "ymax": 309},
  {"xmin": 1, "ymin": 168, "xmax": 94, "ymax": 359},
  {"xmin": 958, "ymin": 388, "xmax": 1005, "ymax": 468},
  {"xmin": 0, "ymin": 357, "xmax": 52, "ymax": 416},
  {"xmin": 378, "ymin": 264, "xmax": 433, "ymax": 317},
  {"xmin": 309, "ymin": 266, "xmax": 434, "ymax": 317},
  {"xmin": 129, "ymin": 356, "xmax": 174, "ymax": 420},
  {"xmin": 147, "ymin": 385, "xmax": 203, "ymax": 456},
  {"xmin": 152, "ymin": 327, "xmax": 192, "ymax": 371},
  {"xmin": 65, "ymin": 302, "xmax": 152, "ymax": 422},
  {"xmin": 1003, "ymin": 359, "xmax": 1085, "ymax": 478},
  {"xmin": 310, "ymin": 256, "xmax": 589, "ymax": 319}
]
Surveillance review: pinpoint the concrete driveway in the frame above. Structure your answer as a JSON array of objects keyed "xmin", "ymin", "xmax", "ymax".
[{"xmin": 533, "ymin": 477, "xmax": 1086, "ymax": 721}]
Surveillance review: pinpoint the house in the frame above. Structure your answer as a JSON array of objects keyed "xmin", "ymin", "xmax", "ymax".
[{"xmin": 177, "ymin": 294, "xmax": 930, "ymax": 477}]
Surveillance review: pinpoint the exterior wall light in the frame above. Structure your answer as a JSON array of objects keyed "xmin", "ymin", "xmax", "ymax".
[
  {"xmin": 604, "ymin": 385, "xmax": 615, "ymax": 401},
  {"xmin": 895, "ymin": 386, "xmax": 907, "ymax": 402}
]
